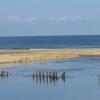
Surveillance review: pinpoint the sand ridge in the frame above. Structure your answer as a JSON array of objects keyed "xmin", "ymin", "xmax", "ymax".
[{"xmin": 0, "ymin": 48, "xmax": 100, "ymax": 65}]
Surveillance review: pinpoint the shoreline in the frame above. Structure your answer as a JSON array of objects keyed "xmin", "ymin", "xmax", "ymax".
[{"xmin": 0, "ymin": 48, "xmax": 100, "ymax": 66}]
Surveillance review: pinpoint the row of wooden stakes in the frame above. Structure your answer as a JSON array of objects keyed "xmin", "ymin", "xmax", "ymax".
[
  {"xmin": 32, "ymin": 71, "xmax": 66, "ymax": 79},
  {"xmin": 31, "ymin": 71, "xmax": 66, "ymax": 84},
  {"xmin": 0, "ymin": 71, "xmax": 9, "ymax": 77},
  {"xmin": 0, "ymin": 70, "xmax": 66, "ymax": 84}
]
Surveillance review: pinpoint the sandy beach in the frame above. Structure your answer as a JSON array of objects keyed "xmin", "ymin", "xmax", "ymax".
[{"xmin": 0, "ymin": 48, "xmax": 100, "ymax": 65}]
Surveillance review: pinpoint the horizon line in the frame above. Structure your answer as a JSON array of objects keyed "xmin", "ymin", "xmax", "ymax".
[{"xmin": 0, "ymin": 35, "xmax": 100, "ymax": 37}]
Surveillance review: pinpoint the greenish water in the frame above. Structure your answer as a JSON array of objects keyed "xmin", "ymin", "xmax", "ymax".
[{"xmin": 0, "ymin": 56, "xmax": 100, "ymax": 100}]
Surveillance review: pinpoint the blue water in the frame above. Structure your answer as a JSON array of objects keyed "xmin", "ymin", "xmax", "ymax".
[
  {"xmin": 0, "ymin": 35, "xmax": 100, "ymax": 100},
  {"xmin": 0, "ymin": 35, "xmax": 100, "ymax": 49},
  {"xmin": 0, "ymin": 56, "xmax": 100, "ymax": 100}
]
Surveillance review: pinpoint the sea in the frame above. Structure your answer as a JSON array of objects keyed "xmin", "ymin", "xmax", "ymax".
[
  {"xmin": 0, "ymin": 35, "xmax": 100, "ymax": 100},
  {"xmin": 0, "ymin": 35, "xmax": 100, "ymax": 49}
]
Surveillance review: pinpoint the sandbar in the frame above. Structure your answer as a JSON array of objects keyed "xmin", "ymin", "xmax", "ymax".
[{"xmin": 0, "ymin": 48, "xmax": 100, "ymax": 66}]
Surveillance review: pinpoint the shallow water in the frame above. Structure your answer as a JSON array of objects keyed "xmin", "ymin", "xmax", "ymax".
[{"xmin": 0, "ymin": 56, "xmax": 100, "ymax": 100}]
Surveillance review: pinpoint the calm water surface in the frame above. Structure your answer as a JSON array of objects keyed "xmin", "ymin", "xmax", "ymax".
[{"xmin": 0, "ymin": 56, "xmax": 100, "ymax": 100}]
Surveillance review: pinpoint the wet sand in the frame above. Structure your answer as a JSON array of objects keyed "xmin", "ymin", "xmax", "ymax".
[{"xmin": 0, "ymin": 49, "xmax": 100, "ymax": 65}]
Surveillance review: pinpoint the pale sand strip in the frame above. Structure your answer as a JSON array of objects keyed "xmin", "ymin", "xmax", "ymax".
[{"xmin": 0, "ymin": 48, "xmax": 100, "ymax": 65}]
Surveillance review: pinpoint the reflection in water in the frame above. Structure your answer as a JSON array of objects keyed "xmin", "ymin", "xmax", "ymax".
[
  {"xmin": 31, "ymin": 71, "xmax": 66, "ymax": 85},
  {"xmin": 0, "ymin": 69, "xmax": 68, "ymax": 85},
  {"xmin": 0, "ymin": 71, "xmax": 9, "ymax": 79},
  {"xmin": 18, "ymin": 70, "xmax": 67, "ymax": 85}
]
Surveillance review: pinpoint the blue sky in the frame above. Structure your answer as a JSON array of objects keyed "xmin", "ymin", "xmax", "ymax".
[{"xmin": 0, "ymin": 0, "xmax": 100, "ymax": 36}]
